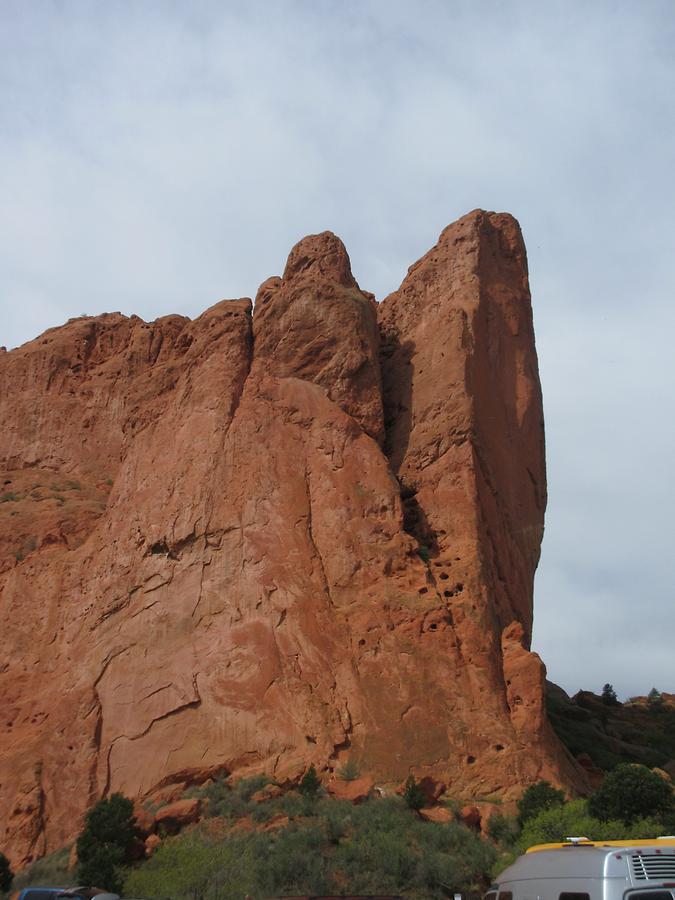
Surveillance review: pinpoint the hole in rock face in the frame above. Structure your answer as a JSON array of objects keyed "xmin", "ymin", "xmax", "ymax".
[
  {"xmin": 429, "ymin": 622, "xmax": 438, "ymax": 631},
  {"xmin": 148, "ymin": 541, "xmax": 169, "ymax": 556},
  {"xmin": 305, "ymin": 735, "xmax": 317, "ymax": 744},
  {"xmin": 466, "ymin": 755, "xmax": 476, "ymax": 764},
  {"xmin": 495, "ymin": 744, "xmax": 504, "ymax": 751},
  {"xmin": 418, "ymin": 587, "xmax": 428, "ymax": 595},
  {"xmin": 3, "ymin": 480, "xmax": 11, "ymax": 485},
  {"xmin": 439, "ymin": 572, "xmax": 449, "ymax": 580},
  {"xmin": 358, "ymin": 639, "xmax": 366, "ymax": 646},
  {"xmin": 443, "ymin": 590, "xmax": 451, "ymax": 598}
]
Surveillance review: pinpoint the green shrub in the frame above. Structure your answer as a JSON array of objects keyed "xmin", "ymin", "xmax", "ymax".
[
  {"xmin": 517, "ymin": 780, "xmax": 565, "ymax": 825},
  {"xmin": 337, "ymin": 758, "xmax": 360, "ymax": 781},
  {"xmin": 588, "ymin": 763, "xmax": 673, "ymax": 823},
  {"xmin": 125, "ymin": 829, "xmax": 260, "ymax": 899},
  {"xmin": 9, "ymin": 847, "xmax": 71, "ymax": 893},
  {"xmin": 487, "ymin": 812, "xmax": 520, "ymax": 847},
  {"xmin": 124, "ymin": 794, "xmax": 495, "ymax": 900},
  {"xmin": 76, "ymin": 792, "xmax": 137, "ymax": 893},
  {"xmin": 298, "ymin": 764, "xmax": 322, "ymax": 799},
  {"xmin": 201, "ymin": 774, "xmax": 270, "ymax": 820},
  {"xmin": 518, "ymin": 798, "xmax": 663, "ymax": 851},
  {"xmin": 648, "ymin": 688, "xmax": 663, "ymax": 709},
  {"xmin": 403, "ymin": 774, "xmax": 427, "ymax": 810},
  {"xmin": 602, "ymin": 683, "xmax": 620, "ymax": 706},
  {"xmin": 0, "ymin": 852, "xmax": 13, "ymax": 893}
]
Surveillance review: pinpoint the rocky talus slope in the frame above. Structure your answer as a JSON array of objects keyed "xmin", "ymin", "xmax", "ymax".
[{"xmin": 0, "ymin": 210, "xmax": 583, "ymax": 866}]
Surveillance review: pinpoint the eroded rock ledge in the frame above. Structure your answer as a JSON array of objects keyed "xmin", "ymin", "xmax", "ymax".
[{"xmin": 0, "ymin": 210, "xmax": 582, "ymax": 866}]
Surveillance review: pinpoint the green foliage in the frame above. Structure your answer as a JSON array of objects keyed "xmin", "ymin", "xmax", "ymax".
[
  {"xmin": 9, "ymin": 847, "xmax": 71, "ymax": 893},
  {"xmin": 602, "ymin": 683, "xmax": 620, "ymax": 706},
  {"xmin": 588, "ymin": 763, "xmax": 673, "ymax": 823},
  {"xmin": 0, "ymin": 852, "xmax": 13, "ymax": 893},
  {"xmin": 124, "ymin": 793, "xmax": 494, "ymax": 900},
  {"xmin": 337, "ymin": 757, "xmax": 360, "ymax": 781},
  {"xmin": 403, "ymin": 774, "xmax": 427, "ymax": 811},
  {"xmin": 417, "ymin": 545, "xmax": 431, "ymax": 563},
  {"xmin": 518, "ymin": 798, "xmax": 663, "ymax": 852},
  {"xmin": 298, "ymin": 763, "xmax": 322, "ymax": 798},
  {"xmin": 201, "ymin": 774, "xmax": 271, "ymax": 820},
  {"xmin": 487, "ymin": 812, "xmax": 519, "ymax": 848},
  {"xmin": 648, "ymin": 687, "xmax": 664, "ymax": 710},
  {"xmin": 517, "ymin": 781, "xmax": 565, "ymax": 826},
  {"xmin": 546, "ymin": 682, "xmax": 675, "ymax": 771},
  {"xmin": 76, "ymin": 792, "xmax": 137, "ymax": 893}
]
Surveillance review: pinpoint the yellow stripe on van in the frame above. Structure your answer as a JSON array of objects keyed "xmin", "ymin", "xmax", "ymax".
[{"xmin": 526, "ymin": 838, "xmax": 675, "ymax": 853}]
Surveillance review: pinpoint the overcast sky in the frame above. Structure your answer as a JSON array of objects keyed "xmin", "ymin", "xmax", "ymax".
[{"xmin": 1, "ymin": 1, "xmax": 673, "ymax": 699}]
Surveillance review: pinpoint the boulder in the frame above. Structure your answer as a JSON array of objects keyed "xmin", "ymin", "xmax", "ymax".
[
  {"xmin": 132, "ymin": 801, "xmax": 156, "ymax": 837},
  {"xmin": 327, "ymin": 776, "xmax": 375, "ymax": 804},
  {"xmin": 144, "ymin": 833, "xmax": 162, "ymax": 857},
  {"xmin": 251, "ymin": 784, "xmax": 284, "ymax": 803},
  {"xmin": 419, "ymin": 806, "xmax": 453, "ymax": 824},
  {"xmin": 459, "ymin": 805, "xmax": 482, "ymax": 830},
  {"xmin": 155, "ymin": 798, "xmax": 201, "ymax": 835}
]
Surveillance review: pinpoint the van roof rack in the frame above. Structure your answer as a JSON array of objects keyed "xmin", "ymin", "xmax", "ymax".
[{"xmin": 526, "ymin": 837, "xmax": 675, "ymax": 854}]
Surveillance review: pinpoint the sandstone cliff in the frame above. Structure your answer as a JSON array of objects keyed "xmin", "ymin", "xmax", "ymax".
[{"xmin": 0, "ymin": 210, "xmax": 582, "ymax": 866}]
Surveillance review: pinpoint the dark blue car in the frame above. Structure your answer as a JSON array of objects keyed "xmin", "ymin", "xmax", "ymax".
[{"xmin": 17, "ymin": 890, "xmax": 120, "ymax": 900}]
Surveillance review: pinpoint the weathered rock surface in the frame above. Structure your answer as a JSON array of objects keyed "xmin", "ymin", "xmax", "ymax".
[{"xmin": 0, "ymin": 211, "xmax": 583, "ymax": 867}]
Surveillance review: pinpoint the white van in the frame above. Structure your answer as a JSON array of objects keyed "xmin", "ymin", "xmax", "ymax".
[{"xmin": 487, "ymin": 838, "xmax": 675, "ymax": 900}]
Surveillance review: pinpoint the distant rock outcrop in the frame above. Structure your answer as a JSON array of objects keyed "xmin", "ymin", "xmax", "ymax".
[{"xmin": 0, "ymin": 210, "xmax": 583, "ymax": 867}]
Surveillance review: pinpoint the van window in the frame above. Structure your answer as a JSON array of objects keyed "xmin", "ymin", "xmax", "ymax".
[
  {"xmin": 499, "ymin": 892, "xmax": 513, "ymax": 900},
  {"xmin": 628, "ymin": 893, "xmax": 674, "ymax": 900},
  {"xmin": 485, "ymin": 892, "xmax": 498, "ymax": 900},
  {"xmin": 559, "ymin": 894, "xmax": 591, "ymax": 900}
]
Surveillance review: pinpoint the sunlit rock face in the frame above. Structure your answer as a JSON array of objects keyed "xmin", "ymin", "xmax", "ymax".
[{"xmin": 0, "ymin": 210, "xmax": 583, "ymax": 866}]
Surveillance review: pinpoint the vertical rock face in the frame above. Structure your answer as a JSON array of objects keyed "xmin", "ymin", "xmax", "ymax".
[{"xmin": 0, "ymin": 211, "xmax": 582, "ymax": 867}]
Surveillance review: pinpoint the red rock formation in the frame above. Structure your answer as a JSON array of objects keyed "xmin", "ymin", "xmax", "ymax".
[{"xmin": 0, "ymin": 210, "xmax": 583, "ymax": 867}]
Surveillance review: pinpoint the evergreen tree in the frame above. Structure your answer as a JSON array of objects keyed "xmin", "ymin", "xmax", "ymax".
[
  {"xmin": 588, "ymin": 763, "xmax": 673, "ymax": 824},
  {"xmin": 517, "ymin": 781, "xmax": 565, "ymax": 826},
  {"xmin": 0, "ymin": 851, "xmax": 14, "ymax": 894},
  {"xmin": 76, "ymin": 793, "xmax": 137, "ymax": 893},
  {"xmin": 601, "ymin": 683, "xmax": 619, "ymax": 706},
  {"xmin": 403, "ymin": 775, "xmax": 427, "ymax": 811},
  {"xmin": 298, "ymin": 764, "xmax": 322, "ymax": 798}
]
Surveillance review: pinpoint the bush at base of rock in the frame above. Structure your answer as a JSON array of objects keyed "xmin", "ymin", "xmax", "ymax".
[
  {"xmin": 155, "ymin": 797, "xmax": 201, "ymax": 835},
  {"xmin": 517, "ymin": 798, "xmax": 663, "ymax": 853},
  {"xmin": 75, "ymin": 793, "xmax": 138, "ymax": 894},
  {"xmin": 588, "ymin": 763, "xmax": 674, "ymax": 824},
  {"xmin": 517, "ymin": 780, "xmax": 566, "ymax": 826},
  {"xmin": 0, "ymin": 851, "xmax": 13, "ymax": 893},
  {"xmin": 124, "ymin": 794, "xmax": 496, "ymax": 900}
]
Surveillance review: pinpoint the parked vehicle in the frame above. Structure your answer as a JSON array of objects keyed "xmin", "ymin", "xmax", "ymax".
[
  {"xmin": 487, "ymin": 837, "xmax": 675, "ymax": 900},
  {"xmin": 17, "ymin": 889, "xmax": 120, "ymax": 900}
]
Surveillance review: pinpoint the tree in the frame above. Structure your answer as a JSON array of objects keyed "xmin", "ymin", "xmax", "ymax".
[
  {"xmin": 76, "ymin": 793, "xmax": 137, "ymax": 893},
  {"xmin": 601, "ymin": 684, "xmax": 619, "ymax": 706},
  {"xmin": 517, "ymin": 781, "xmax": 565, "ymax": 826},
  {"xmin": 648, "ymin": 687, "xmax": 664, "ymax": 711},
  {"xmin": 402, "ymin": 775, "xmax": 427, "ymax": 811},
  {"xmin": 0, "ymin": 851, "xmax": 13, "ymax": 893},
  {"xmin": 518, "ymin": 798, "xmax": 663, "ymax": 852},
  {"xmin": 588, "ymin": 763, "xmax": 673, "ymax": 824},
  {"xmin": 298, "ymin": 764, "xmax": 322, "ymax": 799}
]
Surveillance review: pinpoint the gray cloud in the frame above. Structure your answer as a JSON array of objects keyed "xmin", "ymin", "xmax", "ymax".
[{"xmin": 1, "ymin": 0, "xmax": 673, "ymax": 698}]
